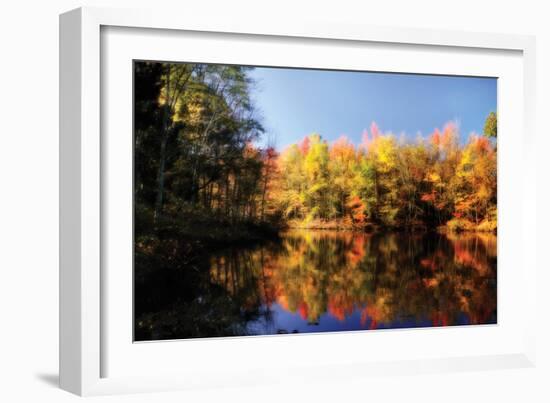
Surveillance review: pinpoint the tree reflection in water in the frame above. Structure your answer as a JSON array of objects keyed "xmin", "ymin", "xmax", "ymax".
[{"xmin": 135, "ymin": 230, "xmax": 496, "ymax": 340}]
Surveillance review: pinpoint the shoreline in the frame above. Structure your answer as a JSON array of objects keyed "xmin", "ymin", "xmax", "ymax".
[{"xmin": 284, "ymin": 220, "xmax": 496, "ymax": 234}]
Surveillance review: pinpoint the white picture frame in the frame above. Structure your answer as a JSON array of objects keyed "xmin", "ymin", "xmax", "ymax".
[{"xmin": 60, "ymin": 6, "xmax": 537, "ymax": 396}]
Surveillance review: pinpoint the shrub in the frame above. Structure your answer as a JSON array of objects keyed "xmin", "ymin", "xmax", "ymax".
[{"xmin": 446, "ymin": 218, "xmax": 475, "ymax": 232}]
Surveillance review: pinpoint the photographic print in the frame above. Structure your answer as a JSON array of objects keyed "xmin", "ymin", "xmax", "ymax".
[{"xmin": 134, "ymin": 61, "xmax": 497, "ymax": 341}]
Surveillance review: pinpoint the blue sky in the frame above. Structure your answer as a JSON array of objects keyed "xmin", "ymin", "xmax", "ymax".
[{"xmin": 248, "ymin": 67, "xmax": 497, "ymax": 151}]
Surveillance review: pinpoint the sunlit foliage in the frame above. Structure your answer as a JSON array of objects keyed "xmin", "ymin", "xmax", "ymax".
[
  {"xmin": 483, "ymin": 111, "xmax": 498, "ymax": 138},
  {"xmin": 274, "ymin": 121, "xmax": 497, "ymax": 232}
]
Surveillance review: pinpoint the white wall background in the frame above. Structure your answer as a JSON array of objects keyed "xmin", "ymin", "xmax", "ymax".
[{"xmin": 0, "ymin": 1, "xmax": 548, "ymax": 401}]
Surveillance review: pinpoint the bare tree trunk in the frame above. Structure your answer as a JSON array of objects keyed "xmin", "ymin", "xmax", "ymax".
[
  {"xmin": 154, "ymin": 134, "xmax": 168, "ymax": 221},
  {"xmin": 134, "ymin": 131, "xmax": 142, "ymax": 200},
  {"xmin": 374, "ymin": 170, "xmax": 379, "ymax": 221},
  {"xmin": 260, "ymin": 174, "xmax": 268, "ymax": 220},
  {"xmin": 154, "ymin": 64, "xmax": 171, "ymax": 224},
  {"xmin": 232, "ymin": 179, "xmax": 240, "ymax": 222},
  {"xmin": 225, "ymin": 173, "xmax": 231, "ymax": 218}
]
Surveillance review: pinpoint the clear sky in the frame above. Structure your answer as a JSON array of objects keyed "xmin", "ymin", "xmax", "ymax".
[{"xmin": 248, "ymin": 67, "xmax": 497, "ymax": 151}]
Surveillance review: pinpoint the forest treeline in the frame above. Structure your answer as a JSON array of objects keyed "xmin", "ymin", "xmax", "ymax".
[
  {"xmin": 135, "ymin": 61, "xmax": 497, "ymax": 241},
  {"xmin": 275, "ymin": 120, "xmax": 497, "ymax": 232}
]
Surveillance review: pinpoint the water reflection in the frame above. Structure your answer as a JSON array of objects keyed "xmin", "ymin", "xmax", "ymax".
[
  {"xmin": 135, "ymin": 230, "xmax": 496, "ymax": 340},
  {"xmin": 209, "ymin": 230, "xmax": 496, "ymax": 335}
]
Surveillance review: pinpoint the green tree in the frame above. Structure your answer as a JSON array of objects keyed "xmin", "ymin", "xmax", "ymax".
[{"xmin": 483, "ymin": 112, "xmax": 497, "ymax": 138}]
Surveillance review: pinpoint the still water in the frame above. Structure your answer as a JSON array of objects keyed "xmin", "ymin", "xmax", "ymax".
[{"xmin": 135, "ymin": 230, "xmax": 497, "ymax": 341}]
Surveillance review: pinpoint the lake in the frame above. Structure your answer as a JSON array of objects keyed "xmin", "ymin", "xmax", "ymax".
[{"xmin": 134, "ymin": 230, "xmax": 497, "ymax": 341}]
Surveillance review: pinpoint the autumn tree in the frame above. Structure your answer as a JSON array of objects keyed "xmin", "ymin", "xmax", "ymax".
[
  {"xmin": 277, "ymin": 144, "xmax": 307, "ymax": 219},
  {"xmin": 452, "ymin": 134, "xmax": 497, "ymax": 229},
  {"xmin": 134, "ymin": 61, "xmax": 277, "ymax": 237},
  {"xmin": 329, "ymin": 136, "xmax": 358, "ymax": 220}
]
